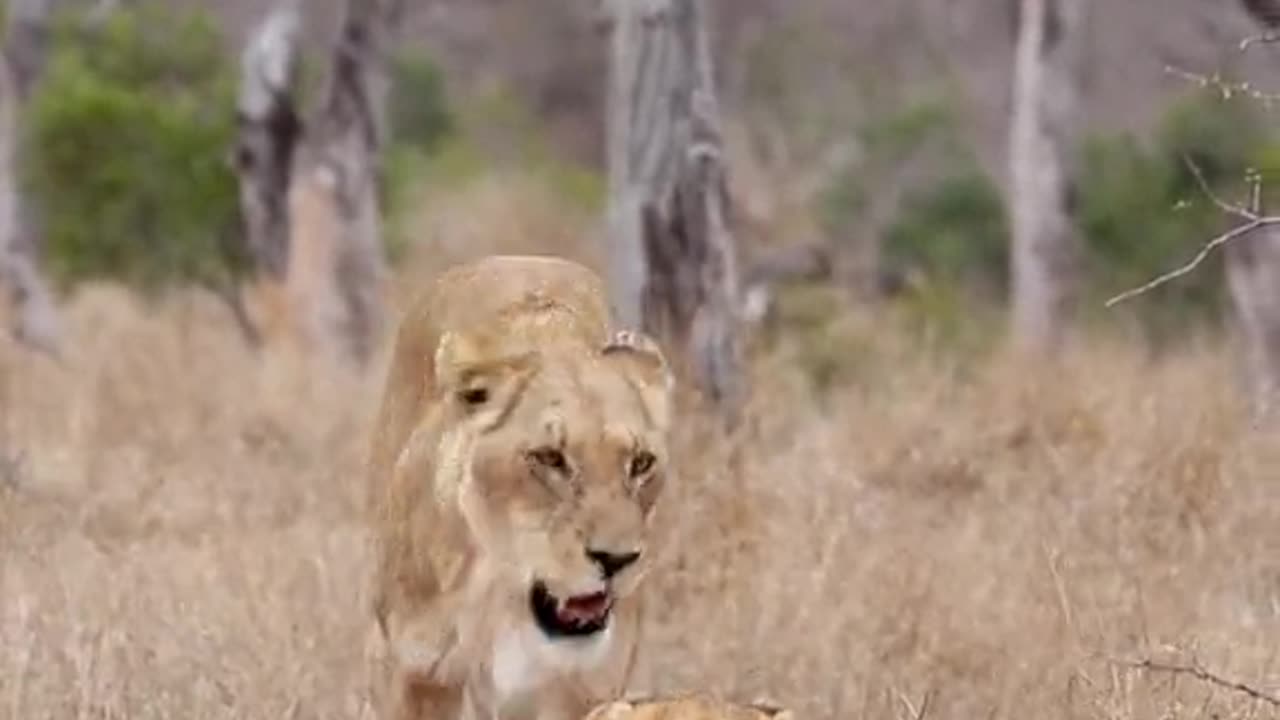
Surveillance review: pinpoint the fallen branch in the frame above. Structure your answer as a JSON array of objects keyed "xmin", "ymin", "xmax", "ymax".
[
  {"xmin": 1106, "ymin": 157, "xmax": 1280, "ymax": 307},
  {"xmin": 1112, "ymin": 657, "xmax": 1280, "ymax": 707}
]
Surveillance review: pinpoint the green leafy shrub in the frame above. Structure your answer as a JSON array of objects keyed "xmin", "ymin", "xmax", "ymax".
[
  {"xmin": 821, "ymin": 99, "xmax": 1010, "ymax": 316},
  {"xmin": 23, "ymin": 4, "xmax": 240, "ymax": 292},
  {"xmin": 387, "ymin": 50, "xmax": 454, "ymax": 155},
  {"xmin": 381, "ymin": 49, "xmax": 455, "ymax": 263},
  {"xmin": 1078, "ymin": 88, "xmax": 1268, "ymax": 342}
]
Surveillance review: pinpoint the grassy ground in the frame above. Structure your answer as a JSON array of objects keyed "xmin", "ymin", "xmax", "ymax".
[{"xmin": 3, "ymin": 171, "xmax": 1280, "ymax": 720}]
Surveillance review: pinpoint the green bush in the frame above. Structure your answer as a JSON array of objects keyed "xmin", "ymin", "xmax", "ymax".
[
  {"xmin": 819, "ymin": 88, "xmax": 1273, "ymax": 348},
  {"xmin": 380, "ymin": 49, "xmax": 455, "ymax": 263},
  {"xmin": 1078, "ymin": 89, "xmax": 1269, "ymax": 341},
  {"xmin": 821, "ymin": 99, "xmax": 1010, "ymax": 302},
  {"xmin": 387, "ymin": 50, "xmax": 454, "ymax": 155},
  {"xmin": 23, "ymin": 4, "xmax": 240, "ymax": 292}
]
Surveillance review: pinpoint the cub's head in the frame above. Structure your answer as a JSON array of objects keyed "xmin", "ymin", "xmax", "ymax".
[{"xmin": 434, "ymin": 328, "xmax": 673, "ymax": 641}]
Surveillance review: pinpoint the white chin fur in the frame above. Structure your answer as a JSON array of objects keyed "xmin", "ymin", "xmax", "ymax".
[{"xmin": 491, "ymin": 619, "xmax": 614, "ymax": 701}]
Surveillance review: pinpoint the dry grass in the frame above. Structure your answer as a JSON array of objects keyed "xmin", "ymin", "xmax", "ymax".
[{"xmin": 4, "ymin": 174, "xmax": 1280, "ymax": 720}]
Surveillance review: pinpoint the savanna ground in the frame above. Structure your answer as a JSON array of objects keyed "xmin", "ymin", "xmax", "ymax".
[{"xmin": 3, "ymin": 169, "xmax": 1280, "ymax": 720}]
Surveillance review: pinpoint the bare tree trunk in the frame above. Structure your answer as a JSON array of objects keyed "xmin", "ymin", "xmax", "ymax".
[
  {"xmin": 0, "ymin": 0, "xmax": 61, "ymax": 354},
  {"xmin": 1231, "ymin": 0, "xmax": 1280, "ymax": 418},
  {"xmin": 299, "ymin": 0, "xmax": 401, "ymax": 369},
  {"xmin": 1225, "ymin": 231, "xmax": 1280, "ymax": 417},
  {"xmin": 234, "ymin": 0, "xmax": 303, "ymax": 281},
  {"xmin": 602, "ymin": 0, "xmax": 744, "ymax": 419},
  {"xmin": 1008, "ymin": 0, "xmax": 1088, "ymax": 351}
]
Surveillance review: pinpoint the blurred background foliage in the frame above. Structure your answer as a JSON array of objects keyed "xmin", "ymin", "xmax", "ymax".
[
  {"xmin": 23, "ymin": 3, "xmax": 239, "ymax": 292},
  {"xmin": 11, "ymin": 0, "xmax": 1280, "ymax": 385}
]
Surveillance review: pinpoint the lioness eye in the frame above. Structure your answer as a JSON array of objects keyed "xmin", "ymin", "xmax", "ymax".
[
  {"xmin": 530, "ymin": 447, "xmax": 569, "ymax": 473},
  {"xmin": 629, "ymin": 451, "xmax": 656, "ymax": 478},
  {"xmin": 459, "ymin": 387, "xmax": 488, "ymax": 406}
]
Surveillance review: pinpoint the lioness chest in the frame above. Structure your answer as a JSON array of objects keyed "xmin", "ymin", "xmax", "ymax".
[{"xmin": 482, "ymin": 619, "xmax": 616, "ymax": 718}]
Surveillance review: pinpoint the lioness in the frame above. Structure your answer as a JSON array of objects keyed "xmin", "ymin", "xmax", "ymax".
[
  {"xmin": 364, "ymin": 255, "xmax": 674, "ymax": 720},
  {"xmin": 583, "ymin": 696, "xmax": 794, "ymax": 720}
]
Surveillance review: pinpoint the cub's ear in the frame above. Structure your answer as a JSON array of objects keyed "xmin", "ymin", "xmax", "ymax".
[
  {"xmin": 434, "ymin": 331, "xmax": 537, "ymax": 421},
  {"xmin": 601, "ymin": 330, "xmax": 674, "ymax": 427}
]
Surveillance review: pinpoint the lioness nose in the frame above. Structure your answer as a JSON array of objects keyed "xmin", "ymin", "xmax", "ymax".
[{"xmin": 586, "ymin": 549, "xmax": 641, "ymax": 579}]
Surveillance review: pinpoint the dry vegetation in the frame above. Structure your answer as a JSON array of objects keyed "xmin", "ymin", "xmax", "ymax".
[{"xmin": 4, "ymin": 171, "xmax": 1280, "ymax": 720}]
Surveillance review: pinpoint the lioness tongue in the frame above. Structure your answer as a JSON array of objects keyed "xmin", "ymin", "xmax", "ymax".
[{"xmin": 558, "ymin": 593, "xmax": 608, "ymax": 623}]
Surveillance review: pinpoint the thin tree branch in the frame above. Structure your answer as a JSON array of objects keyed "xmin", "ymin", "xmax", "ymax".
[
  {"xmin": 1111, "ymin": 657, "xmax": 1280, "ymax": 707},
  {"xmin": 1106, "ymin": 157, "xmax": 1277, "ymax": 307},
  {"xmin": 1164, "ymin": 65, "xmax": 1280, "ymax": 105},
  {"xmin": 1183, "ymin": 156, "xmax": 1259, "ymax": 221},
  {"xmin": 1239, "ymin": 30, "xmax": 1280, "ymax": 52},
  {"xmin": 1105, "ymin": 218, "xmax": 1280, "ymax": 306}
]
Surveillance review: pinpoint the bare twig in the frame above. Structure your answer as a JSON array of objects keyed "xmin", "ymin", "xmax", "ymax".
[
  {"xmin": 1183, "ymin": 156, "xmax": 1259, "ymax": 220},
  {"xmin": 1106, "ymin": 158, "xmax": 1280, "ymax": 307},
  {"xmin": 1112, "ymin": 657, "xmax": 1280, "ymax": 707},
  {"xmin": 1239, "ymin": 31, "xmax": 1280, "ymax": 52},
  {"xmin": 1164, "ymin": 65, "xmax": 1280, "ymax": 106},
  {"xmin": 1105, "ymin": 218, "xmax": 1280, "ymax": 306}
]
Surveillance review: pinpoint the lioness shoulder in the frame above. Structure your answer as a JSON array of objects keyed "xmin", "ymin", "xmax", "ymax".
[{"xmin": 365, "ymin": 255, "xmax": 675, "ymax": 720}]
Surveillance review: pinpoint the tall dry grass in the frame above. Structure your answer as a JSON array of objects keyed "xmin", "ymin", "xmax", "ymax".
[{"xmin": 3, "ymin": 170, "xmax": 1280, "ymax": 720}]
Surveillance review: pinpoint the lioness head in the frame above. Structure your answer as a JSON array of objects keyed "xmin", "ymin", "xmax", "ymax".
[{"xmin": 434, "ymin": 325, "xmax": 673, "ymax": 641}]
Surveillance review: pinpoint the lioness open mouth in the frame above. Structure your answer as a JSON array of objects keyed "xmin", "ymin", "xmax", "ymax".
[{"xmin": 530, "ymin": 582, "xmax": 613, "ymax": 638}]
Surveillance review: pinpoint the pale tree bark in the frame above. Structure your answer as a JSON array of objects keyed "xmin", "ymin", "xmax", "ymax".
[
  {"xmin": 233, "ymin": 0, "xmax": 302, "ymax": 281},
  {"xmin": 302, "ymin": 0, "xmax": 402, "ymax": 369},
  {"xmin": 1008, "ymin": 0, "xmax": 1088, "ymax": 351},
  {"xmin": 238, "ymin": 0, "xmax": 399, "ymax": 369},
  {"xmin": 0, "ymin": 0, "xmax": 61, "ymax": 354},
  {"xmin": 1230, "ymin": 0, "xmax": 1280, "ymax": 418},
  {"xmin": 602, "ymin": 0, "xmax": 744, "ymax": 419},
  {"xmin": 1225, "ymin": 232, "xmax": 1280, "ymax": 417}
]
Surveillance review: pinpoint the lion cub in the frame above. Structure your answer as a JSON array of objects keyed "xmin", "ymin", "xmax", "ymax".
[
  {"xmin": 364, "ymin": 256, "xmax": 675, "ymax": 720},
  {"xmin": 583, "ymin": 696, "xmax": 795, "ymax": 720}
]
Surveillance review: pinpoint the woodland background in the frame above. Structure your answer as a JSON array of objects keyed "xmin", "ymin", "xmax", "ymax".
[{"xmin": 4, "ymin": 1, "xmax": 1280, "ymax": 719}]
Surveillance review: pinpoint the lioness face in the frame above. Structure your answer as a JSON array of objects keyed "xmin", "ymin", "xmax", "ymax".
[{"xmin": 444, "ymin": 335, "xmax": 672, "ymax": 643}]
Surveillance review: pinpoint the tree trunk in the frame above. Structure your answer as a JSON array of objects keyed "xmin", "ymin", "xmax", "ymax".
[
  {"xmin": 0, "ymin": 0, "xmax": 61, "ymax": 354},
  {"xmin": 602, "ymin": 0, "xmax": 744, "ymax": 419},
  {"xmin": 300, "ymin": 0, "xmax": 402, "ymax": 369},
  {"xmin": 233, "ymin": 0, "xmax": 303, "ymax": 281},
  {"xmin": 1231, "ymin": 0, "xmax": 1280, "ymax": 418},
  {"xmin": 1008, "ymin": 0, "xmax": 1088, "ymax": 351},
  {"xmin": 1225, "ymin": 229, "xmax": 1280, "ymax": 417}
]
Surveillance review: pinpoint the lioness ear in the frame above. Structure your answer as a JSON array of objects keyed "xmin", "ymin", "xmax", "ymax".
[
  {"xmin": 435, "ymin": 331, "xmax": 537, "ymax": 421},
  {"xmin": 601, "ymin": 330, "xmax": 674, "ymax": 427}
]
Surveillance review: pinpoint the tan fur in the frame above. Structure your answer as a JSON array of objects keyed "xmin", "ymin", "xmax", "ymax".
[
  {"xmin": 582, "ymin": 696, "xmax": 795, "ymax": 720},
  {"xmin": 364, "ymin": 255, "xmax": 675, "ymax": 720}
]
